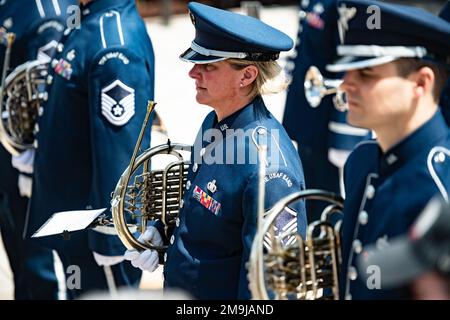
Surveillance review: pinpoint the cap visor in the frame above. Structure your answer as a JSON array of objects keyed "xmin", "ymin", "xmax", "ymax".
[
  {"xmin": 326, "ymin": 56, "xmax": 399, "ymax": 73},
  {"xmin": 356, "ymin": 235, "xmax": 429, "ymax": 289},
  {"xmin": 179, "ymin": 48, "xmax": 227, "ymax": 64}
]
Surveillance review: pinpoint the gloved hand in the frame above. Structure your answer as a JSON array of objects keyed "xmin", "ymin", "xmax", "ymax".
[
  {"xmin": 11, "ymin": 148, "xmax": 35, "ymax": 174},
  {"xmin": 92, "ymin": 251, "xmax": 125, "ymax": 267},
  {"xmin": 123, "ymin": 226, "xmax": 163, "ymax": 272}
]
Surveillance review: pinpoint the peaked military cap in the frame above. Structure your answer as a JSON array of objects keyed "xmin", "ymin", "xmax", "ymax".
[
  {"xmin": 326, "ymin": 0, "xmax": 450, "ymax": 72},
  {"xmin": 179, "ymin": 2, "xmax": 294, "ymax": 63},
  {"xmin": 357, "ymin": 196, "xmax": 450, "ymax": 288}
]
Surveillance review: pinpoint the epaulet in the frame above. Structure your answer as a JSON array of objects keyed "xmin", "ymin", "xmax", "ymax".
[
  {"xmin": 427, "ymin": 146, "xmax": 450, "ymax": 202},
  {"xmin": 34, "ymin": 0, "xmax": 63, "ymax": 18},
  {"xmin": 99, "ymin": 10, "xmax": 125, "ymax": 49},
  {"xmin": 250, "ymin": 125, "xmax": 287, "ymax": 167}
]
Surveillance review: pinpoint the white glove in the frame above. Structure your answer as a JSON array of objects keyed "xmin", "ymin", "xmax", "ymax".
[
  {"xmin": 123, "ymin": 226, "xmax": 163, "ymax": 272},
  {"xmin": 92, "ymin": 251, "xmax": 125, "ymax": 267},
  {"xmin": 11, "ymin": 149, "xmax": 35, "ymax": 174}
]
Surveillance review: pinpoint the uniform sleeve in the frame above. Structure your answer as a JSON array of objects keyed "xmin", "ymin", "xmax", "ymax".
[
  {"xmin": 237, "ymin": 168, "xmax": 307, "ymax": 299},
  {"xmin": 86, "ymin": 47, "xmax": 154, "ymax": 255}
]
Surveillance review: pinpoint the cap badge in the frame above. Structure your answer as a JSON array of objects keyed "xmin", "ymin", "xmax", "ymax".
[{"xmin": 337, "ymin": 3, "xmax": 357, "ymax": 44}]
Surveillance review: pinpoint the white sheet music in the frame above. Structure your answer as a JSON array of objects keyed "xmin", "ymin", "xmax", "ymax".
[{"xmin": 32, "ymin": 208, "xmax": 107, "ymax": 238}]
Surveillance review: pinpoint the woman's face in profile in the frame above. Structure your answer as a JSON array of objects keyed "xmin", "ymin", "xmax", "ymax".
[{"xmin": 188, "ymin": 61, "xmax": 243, "ymax": 108}]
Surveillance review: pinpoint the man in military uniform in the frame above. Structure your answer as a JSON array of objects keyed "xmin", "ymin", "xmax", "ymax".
[
  {"xmin": 283, "ymin": 0, "xmax": 370, "ymax": 222},
  {"xmin": 125, "ymin": 2, "xmax": 308, "ymax": 300},
  {"xmin": 0, "ymin": 0, "xmax": 76, "ymax": 299},
  {"xmin": 326, "ymin": 0, "xmax": 450, "ymax": 299},
  {"xmin": 24, "ymin": 0, "xmax": 155, "ymax": 299},
  {"xmin": 358, "ymin": 196, "xmax": 450, "ymax": 300}
]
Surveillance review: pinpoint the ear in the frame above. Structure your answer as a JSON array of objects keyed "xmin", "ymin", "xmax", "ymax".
[
  {"xmin": 240, "ymin": 65, "xmax": 259, "ymax": 87},
  {"xmin": 412, "ymin": 67, "xmax": 435, "ymax": 99}
]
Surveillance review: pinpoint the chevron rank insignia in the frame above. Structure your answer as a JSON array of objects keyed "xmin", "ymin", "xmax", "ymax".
[{"xmin": 101, "ymin": 79, "xmax": 135, "ymax": 126}]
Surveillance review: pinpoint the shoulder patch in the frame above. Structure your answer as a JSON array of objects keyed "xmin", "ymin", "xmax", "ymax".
[
  {"xmin": 98, "ymin": 51, "xmax": 129, "ymax": 65},
  {"xmin": 101, "ymin": 79, "xmax": 135, "ymax": 126},
  {"xmin": 264, "ymin": 171, "xmax": 293, "ymax": 188},
  {"xmin": 37, "ymin": 20, "xmax": 64, "ymax": 34}
]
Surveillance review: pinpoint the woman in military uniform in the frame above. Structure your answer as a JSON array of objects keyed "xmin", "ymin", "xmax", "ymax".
[{"xmin": 125, "ymin": 2, "xmax": 308, "ymax": 300}]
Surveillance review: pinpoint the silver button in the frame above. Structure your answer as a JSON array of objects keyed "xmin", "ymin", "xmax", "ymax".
[
  {"xmin": 192, "ymin": 163, "xmax": 198, "ymax": 172},
  {"xmin": 257, "ymin": 128, "xmax": 266, "ymax": 135},
  {"xmin": 33, "ymin": 140, "xmax": 38, "ymax": 148},
  {"xmin": 170, "ymin": 235, "xmax": 175, "ymax": 245},
  {"xmin": 57, "ymin": 43, "xmax": 64, "ymax": 52},
  {"xmin": 434, "ymin": 152, "xmax": 446, "ymax": 164},
  {"xmin": 186, "ymin": 180, "xmax": 191, "ymax": 190},
  {"xmin": 63, "ymin": 28, "xmax": 71, "ymax": 36},
  {"xmin": 200, "ymin": 148, "xmax": 206, "ymax": 157},
  {"xmin": 164, "ymin": 252, "xmax": 167, "ymax": 262},
  {"xmin": 345, "ymin": 293, "xmax": 352, "ymax": 300},
  {"xmin": 348, "ymin": 266, "xmax": 358, "ymax": 281},
  {"xmin": 353, "ymin": 239, "xmax": 363, "ymax": 254},
  {"xmin": 175, "ymin": 218, "xmax": 180, "ymax": 227},
  {"xmin": 47, "ymin": 75, "xmax": 53, "ymax": 85},
  {"xmin": 180, "ymin": 199, "xmax": 184, "ymax": 208},
  {"xmin": 290, "ymin": 51, "xmax": 298, "ymax": 59},
  {"xmin": 39, "ymin": 92, "xmax": 48, "ymax": 102},
  {"xmin": 366, "ymin": 185, "xmax": 375, "ymax": 199},
  {"xmin": 358, "ymin": 210, "xmax": 369, "ymax": 225},
  {"xmin": 299, "ymin": 10, "xmax": 307, "ymax": 19}
]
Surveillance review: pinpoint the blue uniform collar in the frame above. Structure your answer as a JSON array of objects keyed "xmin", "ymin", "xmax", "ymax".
[
  {"xmin": 212, "ymin": 96, "xmax": 269, "ymax": 132},
  {"xmin": 81, "ymin": 0, "xmax": 132, "ymax": 17},
  {"xmin": 380, "ymin": 110, "xmax": 449, "ymax": 176}
]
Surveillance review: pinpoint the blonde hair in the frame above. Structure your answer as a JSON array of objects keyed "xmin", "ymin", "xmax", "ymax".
[{"xmin": 227, "ymin": 59, "xmax": 290, "ymax": 99}]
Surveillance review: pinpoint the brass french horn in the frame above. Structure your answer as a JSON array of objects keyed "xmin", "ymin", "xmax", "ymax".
[
  {"xmin": 248, "ymin": 189, "xmax": 344, "ymax": 300},
  {"xmin": 110, "ymin": 101, "xmax": 191, "ymax": 253},
  {"xmin": 304, "ymin": 65, "xmax": 347, "ymax": 112},
  {"xmin": 0, "ymin": 59, "xmax": 49, "ymax": 156}
]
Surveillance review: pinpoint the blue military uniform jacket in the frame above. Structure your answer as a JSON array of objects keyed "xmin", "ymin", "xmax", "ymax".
[
  {"xmin": 340, "ymin": 110, "xmax": 450, "ymax": 299},
  {"xmin": 25, "ymin": 0, "xmax": 155, "ymax": 256},
  {"xmin": 282, "ymin": 0, "xmax": 370, "ymax": 221},
  {"xmin": 0, "ymin": 0, "xmax": 76, "ymax": 300},
  {"xmin": 163, "ymin": 96, "xmax": 307, "ymax": 300},
  {"xmin": 1, "ymin": 0, "xmax": 75, "ymax": 201}
]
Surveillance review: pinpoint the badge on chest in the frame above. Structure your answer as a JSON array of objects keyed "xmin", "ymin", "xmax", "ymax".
[{"xmin": 193, "ymin": 185, "xmax": 221, "ymax": 215}]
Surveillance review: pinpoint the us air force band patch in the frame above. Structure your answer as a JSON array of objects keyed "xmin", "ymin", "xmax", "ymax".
[{"xmin": 101, "ymin": 79, "xmax": 135, "ymax": 126}]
